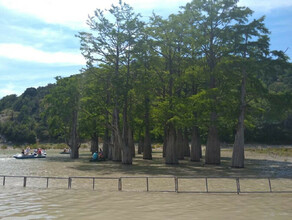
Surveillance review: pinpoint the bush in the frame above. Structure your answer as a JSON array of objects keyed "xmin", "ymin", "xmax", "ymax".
[{"xmin": 1, "ymin": 145, "xmax": 7, "ymax": 149}]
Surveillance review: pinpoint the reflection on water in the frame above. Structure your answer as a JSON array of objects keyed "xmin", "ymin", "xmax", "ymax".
[{"xmin": 0, "ymin": 149, "xmax": 292, "ymax": 219}]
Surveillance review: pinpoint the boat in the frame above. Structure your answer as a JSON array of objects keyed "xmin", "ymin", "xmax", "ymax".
[{"xmin": 13, "ymin": 153, "xmax": 46, "ymax": 159}]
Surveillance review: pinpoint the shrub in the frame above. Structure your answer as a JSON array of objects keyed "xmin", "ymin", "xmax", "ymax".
[{"xmin": 1, "ymin": 145, "xmax": 7, "ymax": 149}]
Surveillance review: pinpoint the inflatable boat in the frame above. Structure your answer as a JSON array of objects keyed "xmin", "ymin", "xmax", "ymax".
[{"xmin": 13, "ymin": 153, "xmax": 46, "ymax": 159}]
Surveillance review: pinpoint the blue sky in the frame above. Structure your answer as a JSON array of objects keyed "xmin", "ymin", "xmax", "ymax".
[{"xmin": 0, "ymin": 0, "xmax": 292, "ymax": 98}]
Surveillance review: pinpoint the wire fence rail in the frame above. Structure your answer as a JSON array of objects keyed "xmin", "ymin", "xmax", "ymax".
[{"xmin": 0, "ymin": 175, "xmax": 291, "ymax": 194}]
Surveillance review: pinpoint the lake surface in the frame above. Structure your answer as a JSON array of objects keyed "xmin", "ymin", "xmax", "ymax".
[{"xmin": 0, "ymin": 148, "xmax": 292, "ymax": 219}]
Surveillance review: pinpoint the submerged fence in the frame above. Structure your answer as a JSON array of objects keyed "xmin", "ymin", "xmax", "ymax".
[{"xmin": 0, "ymin": 175, "xmax": 291, "ymax": 194}]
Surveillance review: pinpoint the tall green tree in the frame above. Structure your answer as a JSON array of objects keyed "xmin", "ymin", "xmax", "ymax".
[
  {"xmin": 182, "ymin": 0, "xmax": 255, "ymax": 164},
  {"xmin": 44, "ymin": 76, "xmax": 81, "ymax": 159},
  {"xmin": 149, "ymin": 13, "xmax": 184, "ymax": 164},
  {"xmin": 77, "ymin": 0, "xmax": 142, "ymax": 164},
  {"xmin": 79, "ymin": 67, "xmax": 108, "ymax": 154},
  {"xmin": 231, "ymin": 15, "xmax": 270, "ymax": 167}
]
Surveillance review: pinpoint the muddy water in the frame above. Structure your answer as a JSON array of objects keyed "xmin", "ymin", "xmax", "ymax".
[{"xmin": 0, "ymin": 148, "xmax": 292, "ymax": 219}]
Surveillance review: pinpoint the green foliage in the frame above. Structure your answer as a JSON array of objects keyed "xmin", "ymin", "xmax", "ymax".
[
  {"xmin": 42, "ymin": 75, "xmax": 81, "ymax": 143},
  {"xmin": 0, "ymin": 86, "xmax": 52, "ymax": 144},
  {"xmin": 0, "ymin": 94, "xmax": 17, "ymax": 111},
  {"xmin": 1, "ymin": 0, "xmax": 292, "ymax": 147}
]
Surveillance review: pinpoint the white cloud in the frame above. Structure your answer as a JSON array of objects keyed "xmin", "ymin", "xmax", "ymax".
[
  {"xmin": 0, "ymin": 0, "xmax": 190, "ymax": 28},
  {"xmin": 0, "ymin": 0, "xmax": 291, "ymax": 29},
  {"xmin": 0, "ymin": 0, "xmax": 106, "ymax": 28},
  {"xmin": 238, "ymin": 0, "xmax": 292, "ymax": 12},
  {"xmin": 10, "ymin": 25, "xmax": 70, "ymax": 42},
  {"xmin": 0, "ymin": 43, "xmax": 85, "ymax": 65},
  {"xmin": 0, "ymin": 83, "xmax": 17, "ymax": 97}
]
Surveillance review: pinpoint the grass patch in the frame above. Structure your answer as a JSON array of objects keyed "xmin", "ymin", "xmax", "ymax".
[{"xmin": 246, "ymin": 147, "xmax": 292, "ymax": 157}]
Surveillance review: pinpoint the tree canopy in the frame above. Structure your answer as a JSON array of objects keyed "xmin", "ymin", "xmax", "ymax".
[{"xmin": 0, "ymin": 0, "xmax": 291, "ymax": 166}]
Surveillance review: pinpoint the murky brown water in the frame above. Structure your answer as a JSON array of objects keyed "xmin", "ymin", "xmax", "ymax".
[{"xmin": 0, "ymin": 148, "xmax": 292, "ymax": 219}]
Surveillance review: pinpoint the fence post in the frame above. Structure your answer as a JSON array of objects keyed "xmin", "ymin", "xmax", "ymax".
[
  {"xmin": 175, "ymin": 177, "xmax": 178, "ymax": 193},
  {"xmin": 146, "ymin": 177, "xmax": 149, "ymax": 192},
  {"xmin": 23, "ymin": 177, "xmax": 27, "ymax": 187},
  {"xmin": 236, "ymin": 178, "xmax": 240, "ymax": 194},
  {"xmin": 46, "ymin": 177, "xmax": 49, "ymax": 188},
  {"xmin": 68, "ymin": 177, "xmax": 72, "ymax": 189},
  {"xmin": 93, "ymin": 178, "xmax": 95, "ymax": 190},
  {"xmin": 205, "ymin": 178, "xmax": 208, "ymax": 193},
  {"xmin": 118, "ymin": 178, "xmax": 122, "ymax": 191},
  {"xmin": 3, "ymin": 176, "xmax": 5, "ymax": 186},
  {"xmin": 268, "ymin": 178, "xmax": 272, "ymax": 192}
]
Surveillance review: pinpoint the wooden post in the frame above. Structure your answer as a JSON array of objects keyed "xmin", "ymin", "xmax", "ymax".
[
  {"xmin": 118, "ymin": 178, "xmax": 122, "ymax": 191},
  {"xmin": 146, "ymin": 177, "xmax": 149, "ymax": 192},
  {"xmin": 46, "ymin": 178, "xmax": 49, "ymax": 188},
  {"xmin": 174, "ymin": 177, "xmax": 178, "ymax": 193},
  {"xmin": 205, "ymin": 178, "xmax": 208, "ymax": 193},
  {"xmin": 23, "ymin": 177, "xmax": 27, "ymax": 187},
  {"xmin": 268, "ymin": 178, "xmax": 272, "ymax": 192},
  {"xmin": 68, "ymin": 177, "xmax": 72, "ymax": 189},
  {"xmin": 236, "ymin": 178, "xmax": 240, "ymax": 194}
]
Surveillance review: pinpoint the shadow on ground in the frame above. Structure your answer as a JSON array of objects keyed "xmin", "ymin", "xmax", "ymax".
[{"xmin": 44, "ymin": 150, "xmax": 292, "ymax": 178}]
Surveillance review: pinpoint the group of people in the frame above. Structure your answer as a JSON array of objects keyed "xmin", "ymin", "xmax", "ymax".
[
  {"xmin": 21, "ymin": 146, "xmax": 45, "ymax": 156},
  {"xmin": 92, "ymin": 148, "xmax": 104, "ymax": 161}
]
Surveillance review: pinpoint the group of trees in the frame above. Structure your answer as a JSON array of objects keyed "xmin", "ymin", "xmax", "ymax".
[
  {"xmin": 44, "ymin": 0, "xmax": 291, "ymax": 166},
  {"xmin": 1, "ymin": 0, "xmax": 291, "ymax": 167}
]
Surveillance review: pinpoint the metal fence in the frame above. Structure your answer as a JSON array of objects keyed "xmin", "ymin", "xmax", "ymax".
[{"xmin": 0, "ymin": 175, "xmax": 291, "ymax": 194}]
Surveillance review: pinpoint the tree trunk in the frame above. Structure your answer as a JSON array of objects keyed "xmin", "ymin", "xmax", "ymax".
[
  {"xmin": 122, "ymin": 102, "xmax": 132, "ymax": 164},
  {"xmin": 69, "ymin": 109, "xmax": 80, "ymax": 159},
  {"xmin": 138, "ymin": 137, "xmax": 144, "ymax": 154},
  {"xmin": 143, "ymin": 131, "xmax": 152, "ymax": 160},
  {"xmin": 70, "ymin": 144, "xmax": 79, "ymax": 159},
  {"xmin": 232, "ymin": 69, "xmax": 246, "ymax": 168},
  {"xmin": 121, "ymin": 141, "xmax": 132, "ymax": 164},
  {"xmin": 190, "ymin": 126, "xmax": 201, "ymax": 162},
  {"xmin": 128, "ymin": 127, "xmax": 135, "ymax": 157},
  {"xmin": 176, "ymin": 129, "xmax": 184, "ymax": 160},
  {"xmin": 165, "ymin": 123, "xmax": 178, "ymax": 164},
  {"xmin": 112, "ymin": 107, "xmax": 121, "ymax": 161},
  {"xmin": 90, "ymin": 132, "xmax": 99, "ymax": 154},
  {"xmin": 108, "ymin": 134, "xmax": 113, "ymax": 160},
  {"xmin": 103, "ymin": 97, "xmax": 110, "ymax": 159},
  {"xmin": 163, "ymin": 127, "xmax": 167, "ymax": 158},
  {"xmin": 112, "ymin": 133, "xmax": 121, "ymax": 161},
  {"xmin": 103, "ymin": 127, "xmax": 110, "ymax": 159},
  {"xmin": 183, "ymin": 129, "xmax": 190, "ymax": 157},
  {"xmin": 138, "ymin": 128, "xmax": 143, "ymax": 154},
  {"xmin": 232, "ymin": 112, "xmax": 245, "ymax": 168},
  {"xmin": 121, "ymin": 128, "xmax": 132, "ymax": 164},
  {"xmin": 143, "ymin": 96, "xmax": 152, "ymax": 159},
  {"xmin": 205, "ymin": 113, "xmax": 220, "ymax": 164},
  {"xmin": 205, "ymin": 72, "xmax": 220, "ymax": 164}
]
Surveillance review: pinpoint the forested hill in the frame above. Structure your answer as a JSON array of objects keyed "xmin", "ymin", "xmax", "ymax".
[{"xmin": 0, "ymin": 84, "xmax": 54, "ymax": 144}]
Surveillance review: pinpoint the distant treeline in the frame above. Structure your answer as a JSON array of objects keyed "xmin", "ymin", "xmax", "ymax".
[{"xmin": 0, "ymin": 85, "xmax": 55, "ymax": 144}]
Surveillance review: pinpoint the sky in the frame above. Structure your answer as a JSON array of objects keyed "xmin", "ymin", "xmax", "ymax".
[{"xmin": 0, "ymin": 0, "xmax": 292, "ymax": 99}]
